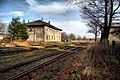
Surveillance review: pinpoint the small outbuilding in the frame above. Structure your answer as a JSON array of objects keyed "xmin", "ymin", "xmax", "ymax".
[{"xmin": 109, "ymin": 23, "xmax": 120, "ymax": 44}]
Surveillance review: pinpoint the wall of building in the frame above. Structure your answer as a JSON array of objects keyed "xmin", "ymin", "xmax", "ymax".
[
  {"xmin": 109, "ymin": 28, "xmax": 120, "ymax": 44},
  {"xmin": 109, "ymin": 33, "xmax": 120, "ymax": 44},
  {"xmin": 44, "ymin": 26, "xmax": 61, "ymax": 42},
  {"xmin": 27, "ymin": 26, "xmax": 44, "ymax": 42},
  {"xmin": 27, "ymin": 26, "xmax": 61, "ymax": 42},
  {"xmin": 0, "ymin": 35, "xmax": 4, "ymax": 40}
]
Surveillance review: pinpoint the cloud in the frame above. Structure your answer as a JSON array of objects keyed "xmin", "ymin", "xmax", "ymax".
[
  {"xmin": 52, "ymin": 20, "xmax": 94, "ymax": 38},
  {"xmin": 25, "ymin": 0, "xmax": 38, "ymax": 6},
  {"xmin": 0, "ymin": 11, "xmax": 24, "ymax": 17},
  {"xmin": 1, "ymin": 20, "xmax": 10, "ymax": 24},
  {"xmin": 9, "ymin": 11, "xmax": 24, "ymax": 16},
  {"xmin": 0, "ymin": 11, "xmax": 24, "ymax": 23},
  {"xmin": 25, "ymin": 0, "xmax": 77, "ymax": 15}
]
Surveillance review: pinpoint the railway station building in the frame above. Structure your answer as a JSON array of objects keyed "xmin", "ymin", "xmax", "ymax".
[{"xmin": 27, "ymin": 20, "xmax": 62, "ymax": 42}]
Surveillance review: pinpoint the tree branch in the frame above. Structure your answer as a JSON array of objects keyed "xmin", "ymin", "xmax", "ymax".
[{"xmin": 112, "ymin": 2, "xmax": 120, "ymax": 15}]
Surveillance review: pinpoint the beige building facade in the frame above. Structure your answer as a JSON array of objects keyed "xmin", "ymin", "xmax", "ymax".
[
  {"xmin": 109, "ymin": 23, "xmax": 120, "ymax": 43},
  {"xmin": 27, "ymin": 20, "xmax": 62, "ymax": 42}
]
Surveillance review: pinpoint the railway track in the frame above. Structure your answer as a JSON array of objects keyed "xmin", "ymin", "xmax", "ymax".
[
  {"xmin": 0, "ymin": 47, "xmax": 38, "ymax": 56},
  {"xmin": 0, "ymin": 48, "xmax": 60, "ymax": 69},
  {"xmin": 0, "ymin": 51, "xmax": 64, "ymax": 79},
  {"xmin": 64, "ymin": 46, "xmax": 86, "ymax": 52},
  {"xmin": 0, "ymin": 50, "xmax": 62, "ymax": 72},
  {"xmin": 0, "ymin": 46, "xmax": 86, "ymax": 80}
]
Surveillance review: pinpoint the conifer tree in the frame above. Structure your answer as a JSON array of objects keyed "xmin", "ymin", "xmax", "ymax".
[{"xmin": 8, "ymin": 17, "xmax": 28, "ymax": 40}]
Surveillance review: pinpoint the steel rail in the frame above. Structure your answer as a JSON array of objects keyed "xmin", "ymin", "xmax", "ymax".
[
  {"xmin": 0, "ymin": 51, "xmax": 62, "ymax": 73},
  {"xmin": 7, "ymin": 51, "xmax": 73, "ymax": 80}
]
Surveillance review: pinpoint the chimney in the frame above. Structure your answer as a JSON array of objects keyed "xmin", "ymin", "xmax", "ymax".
[
  {"xmin": 41, "ymin": 17, "xmax": 43, "ymax": 21},
  {"xmin": 48, "ymin": 21, "xmax": 50, "ymax": 24},
  {"xmin": 28, "ymin": 20, "xmax": 29, "ymax": 23}
]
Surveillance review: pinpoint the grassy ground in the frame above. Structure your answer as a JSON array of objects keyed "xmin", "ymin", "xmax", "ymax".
[
  {"xmin": 34, "ymin": 49, "xmax": 87, "ymax": 80},
  {"xmin": 2, "ymin": 41, "xmax": 118, "ymax": 79},
  {"xmin": 0, "ymin": 41, "xmax": 72, "ymax": 70},
  {"xmin": 0, "ymin": 48, "xmax": 60, "ymax": 69},
  {"xmin": 0, "ymin": 41, "xmax": 72, "ymax": 48},
  {"xmin": 35, "ymin": 43, "xmax": 120, "ymax": 80},
  {"xmin": 86, "ymin": 43, "xmax": 120, "ymax": 79}
]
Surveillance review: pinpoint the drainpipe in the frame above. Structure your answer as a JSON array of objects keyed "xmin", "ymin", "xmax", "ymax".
[{"xmin": 33, "ymin": 28, "xmax": 35, "ymax": 42}]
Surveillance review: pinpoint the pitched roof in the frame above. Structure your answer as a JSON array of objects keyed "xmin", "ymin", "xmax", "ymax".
[
  {"xmin": 111, "ymin": 23, "xmax": 120, "ymax": 28},
  {"xmin": 110, "ymin": 23, "xmax": 120, "ymax": 34},
  {"xmin": 27, "ymin": 20, "xmax": 62, "ymax": 31},
  {"xmin": 110, "ymin": 30, "xmax": 120, "ymax": 34}
]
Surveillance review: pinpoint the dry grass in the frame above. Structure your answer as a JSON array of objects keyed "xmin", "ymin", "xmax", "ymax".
[
  {"xmin": 35, "ymin": 43, "xmax": 120, "ymax": 80},
  {"xmin": 85, "ymin": 43, "xmax": 120, "ymax": 79},
  {"xmin": 0, "ymin": 41, "xmax": 44, "ymax": 49},
  {"xmin": 13, "ymin": 41, "xmax": 30, "ymax": 47}
]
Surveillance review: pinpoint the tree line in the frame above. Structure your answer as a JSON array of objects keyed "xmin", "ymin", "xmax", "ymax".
[
  {"xmin": 1, "ymin": 17, "xmax": 84, "ymax": 42},
  {"xmin": 0, "ymin": 17, "xmax": 28, "ymax": 41},
  {"xmin": 61, "ymin": 32, "xmax": 86, "ymax": 42},
  {"xmin": 0, "ymin": 22, "xmax": 5, "ymax": 34}
]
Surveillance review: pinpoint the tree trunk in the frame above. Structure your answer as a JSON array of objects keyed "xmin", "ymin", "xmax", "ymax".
[
  {"xmin": 107, "ymin": 0, "xmax": 113, "ymax": 39},
  {"xmin": 95, "ymin": 26, "xmax": 97, "ymax": 43},
  {"xmin": 95, "ymin": 32, "xmax": 97, "ymax": 43},
  {"xmin": 100, "ymin": 0, "xmax": 108, "ymax": 42},
  {"xmin": 103, "ymin": 0, "xmax": 113, "ymax": 40}
]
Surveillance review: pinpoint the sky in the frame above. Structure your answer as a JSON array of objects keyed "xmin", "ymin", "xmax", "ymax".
[{"xmin": 0, "ymin": 0, "xmax": 94, "ymax": 38}]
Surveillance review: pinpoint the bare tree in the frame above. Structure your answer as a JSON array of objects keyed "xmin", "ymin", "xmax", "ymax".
[
  {"xmin": 102, "ymin": 0, "xmax": 120, "ymax": 41},
  {"xmin": 61, "ymin": 32, "xmax": 69, "ymax": 42},
  {"xmin": 0, "ymin": 21, "xmax": 5, "ymax": 34},
  {"xmin": 87, "ymin": 21, "xmax": 101, "ymax": 42},
  {"xmin": 69, "ymin": 33, "xmax": 76, "ymax": 40},
  {"xmin": 66, "ymin": 0, "xmax": 120, "ymax": 42}
]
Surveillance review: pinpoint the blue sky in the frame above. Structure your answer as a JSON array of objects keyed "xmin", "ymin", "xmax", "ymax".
[{"xmin": 0, "ymin": 0, "xmax": 94, "ymax": 38}]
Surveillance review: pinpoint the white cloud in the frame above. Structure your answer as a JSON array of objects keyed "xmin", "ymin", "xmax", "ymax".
[
  {"xmin": 25, "ymin": 0, "xmax": 38, "ymax": 6},
  {"xmin": 0, "ymin": 11, "xmax": 24, "ymax": 17},
  {"xmin": 0, "ymin": 11, "xmax": 24, "ymax": 23},
  {"xmin": 1, "ymin": 20, "xmax": 10, "ymax": 24},
  {"xmin": 9, "ymin": 11, "xmax": 24, "ymax": 16},
  {"xmin": 25, "ymin": 0, "xmax": 77, "ymax": 15}
]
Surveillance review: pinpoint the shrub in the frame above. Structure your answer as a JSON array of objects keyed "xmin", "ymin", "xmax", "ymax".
[{"xmin": 86, "ymin": 43, "xmax": 120, "ymax": 79}]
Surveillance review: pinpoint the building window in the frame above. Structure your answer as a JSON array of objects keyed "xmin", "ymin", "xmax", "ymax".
[
  {"xmin": 47, "ymin": 29, "xmax": 49, "ymax": 32},
  {"xmin": 52, "ymin": 36, "xmax": 53, "ymax": 40},
  {"xmin": 46, "ymin": 35, "xmax": 48, "ymax": 40},
  {"xmin": 58, "ymin": 36, "xmax": 60, "ymax": 40},
  {"xmin": 30, "ymin": 27, "xmax": 32, "ymax": 31},
  {"xmin": 49, "ymin": 35, "xmax": 50, "ymax": 40},
  {"xmin": 116, "ymin": 33, "xmax": 118, "ymax": 35}
]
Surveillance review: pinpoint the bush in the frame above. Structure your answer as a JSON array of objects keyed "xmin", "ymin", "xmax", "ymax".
[{"xmin": 86, "ymin": 43, "xmax": 120, "ymax": 79}]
